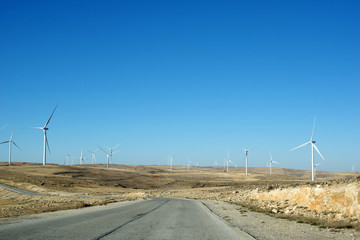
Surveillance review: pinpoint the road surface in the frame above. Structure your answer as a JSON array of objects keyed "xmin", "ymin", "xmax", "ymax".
[{"xmin": 0, "ymin": 198, "xmax": 253, "ymax": 240}]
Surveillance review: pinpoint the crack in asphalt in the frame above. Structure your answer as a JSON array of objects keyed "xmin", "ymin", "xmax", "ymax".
[{"xmin": 92, "ymin": 199, "xmax": 170, "ymax": 240}]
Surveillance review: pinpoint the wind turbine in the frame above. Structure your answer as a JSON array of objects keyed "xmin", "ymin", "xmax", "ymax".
[
  {"xmin": 214, "ymin": 160, "xmax": 217, "ymax": 168},
  {"xmin": 79, "ymin": 149, "xmax": 85, "ymax": 165},
  {"xmin": 225, "ymin": 151, "xmax": 233, "ymax": 172},
  {"xmin": 269, "ymin": 151, "xmax": 279, "ymax": 175},
  {"xmin": 352, "ymin": 165, "xmax": 356, "ymax": 172},
  {"xmin": 243, "ymin": 148, "xmax": 253, "ymax": 176},
  {"xmin": 168, "ymin": 154, "xmax": 173, "ymax": 170},
  {"xmin": 314, "ymin": 162, "xmax": 322, "ymax": 176},
  {"xmin": 98, "ymin": 146, "xmax": 110, "ymax": 168},
  {"xmin": 31, "ymin": 105, "xmax": 57, "ymax": 165},
  {"xmin": 66, "ymin": 153, "xmax": 71, "ymax": 165},
  {"xmin": 290, "ymin": 117, "xmax": 325, "ymax": 181},
  {"xmin": 0, "ymin": 128, "xmax": 22, "ymax": 164},
  {"xmin": 89, "ymin": 149, "xmax": 98, "ymax": 164},
  {"xmin": 187, "ymin": 158, "xmax": 191, "ymax": 171},
  {"xmin": 105, "ymin": 144, "xmax": 121, "ymax": 164}
]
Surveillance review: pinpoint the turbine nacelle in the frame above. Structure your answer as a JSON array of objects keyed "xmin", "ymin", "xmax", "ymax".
[
  {"xmin": 290, "ymin": 116, "xmax": 325, "ymax": 181},
  {"xmin": 31, "ymin": 105, "xmax": 57, "ymax": 165}
]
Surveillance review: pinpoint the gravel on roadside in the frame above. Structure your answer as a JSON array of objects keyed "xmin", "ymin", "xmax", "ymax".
[{"xmin": 201, "ymin": 199, "xmax": 359, "ymax": 240}]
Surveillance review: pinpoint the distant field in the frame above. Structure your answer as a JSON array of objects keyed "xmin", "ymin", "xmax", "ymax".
[
  {"xmin": 0, "ymin": 162, "xmax": 359, "ymax": 228},
  {"xmin": 0, "ymin": 162, "xmax": 358, "ymax": 194}
]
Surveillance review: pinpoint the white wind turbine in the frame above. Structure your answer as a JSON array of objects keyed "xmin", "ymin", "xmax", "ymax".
[
  {"xmin": 225, "ymin": 151, "xmax": 233, "ymax": 172},
  {"xmin": 98, "ymin": 146, "xmax": 110, "ymax": 168},
  {"xmin": 105, "ymin": 144, "xmax": 121, "ymax": 164},
  {"xmin": 269, "ymin": 151, "xmax": 279, "ymax": 175},
  {"xmin": 187, "ymin": 158, "xmax": 191, "ymax": 171},
  {"xmin": 79, "ymin": 149, "xmax": 85, "ymax": 165},
  {"xmin": 168, "ymin": 154, "xmax": 173, "ymax": 170},
  {"xmin": 314, "ymin": 162, "xmax": 322, "ymax": 176},
  {"xmin": 243, "ymin": 148, "xmax": 253, "ymax": 176},
  {"xmin": 290, "ymin": 117, "xmax": 325, "ymax": 181},
  {"xmin": 0, "ymin": 128, "xmax": 22, "ymax": 164},
  {"xmin": 66, "ymin": 153, "xmax": 71, "ymax": 165},
  {"xmin": 89, "ymin": 149, "xmax": 98, "ymax": 164},
  {"xmin": 31, "ymin": 105, "xmax": 57, "ymax": 165},
  {"xmin": 352, "ymin": 165, "xmax": 356, "ymax": 172}
]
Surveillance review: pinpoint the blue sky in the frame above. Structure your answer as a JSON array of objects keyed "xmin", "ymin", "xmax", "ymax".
[{"xmin": 0, "ymin": 1, "xmax": 359, "ymax": 172}]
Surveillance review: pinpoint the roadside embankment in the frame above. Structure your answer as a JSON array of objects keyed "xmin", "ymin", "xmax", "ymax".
[{"xmin": 146, "ymin": 176, "xmax": 360, "ymax": 230}]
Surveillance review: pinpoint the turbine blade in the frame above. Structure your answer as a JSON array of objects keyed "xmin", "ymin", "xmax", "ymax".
[
  {"xmin": 10, "ymin": 128, "xmax": 15, "ymax": 141},
  {"xmin": 0, "ymin": 124, "xmax": 7, "ymax": 130},
  {"xmin": 312, "ymin": 143, "xmax": 325, "ymax": 160},
  {"xmin": 269, "ymin": 151, "xmax": 272, "ymax": 161},
  {"xmin": 112, "ymin": 143, "xmax": 121, "ymax": 149},
  {"xmin": 46, "ymin": 136, "xmax": 51, "ymax": 153},
  {"xmin": 12, "ymin": 141, "xmax": 22, "ymax": 151},
  {"xmin": 105, "ymin": 146, "xmax": 111, "ymax": 151},
  {"xmin": 30, "ymin": 127, "xmax": 43, "ymax": 130},
  {"xmin": 290, "ymin": 141, "xmax": 310, "ymax": 151},
  {"xmin": 97, "ymin": 146, "xmax": 109, "ymax": 154},
  {"xmin": 112, "ymin": 150, "xmax": 120, "ymax": 154},
  {"xmin": 44, "ymin": 105, "xmax": 58, "ymax": 128},
  {"xmin": 0, "ymin": 141, "xmax": 10, "ymax": 144},
  {"xmin": 311, "ymin": 116, "xmax": 316, "ymax": 141},
  {"xmin": 273, "ymin": 161, "xmax": 279, "ymax": 164}
]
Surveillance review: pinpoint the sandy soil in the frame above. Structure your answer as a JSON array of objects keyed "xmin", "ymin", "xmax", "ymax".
[
  {"xmin": 1, "ymin": 162, "xmax": 359, "ymax": 237},
  {"xmin": 202, "ymin": 200, "xmax": 359, "ymax": 240}
]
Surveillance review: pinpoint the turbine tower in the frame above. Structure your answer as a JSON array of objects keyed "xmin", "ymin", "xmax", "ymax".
[
  {"xmin": 89, "ymin": 149, "xmax": 98, "ymax": 164},
  {"xmin": 31, "ymin": 105, "xmax": 57, "ymax": 165},
  {"xmin": 243, "ymin": 148, "xmax": 253, "ymax": 176},
  {"xmin": 105, "ymin": 144, "xmax": 121, "ymax": 164},
  {"xmin": 314, "ymin": 162, "xmax": 321, "ymax": 176},
  {"xmin": 98, "ymin": 146, "xmax": 110, "ymax": 168},
  {"xmin": 187, "ymin": 157, "xmax": 191, "ymax": 171},
  {"xmin": 225, "ymin": 151, "xmax": 233, "ymax": 172},
  {"xmin": 269, "ymin": 151, "xmax": 279, "ymax": 175},
  {"xmin": 290, "ymin": 117, "xmax": 325, "ymax": 181},
  {"xmin": 0, "ymin": 128, "xmax": 22, "ymax": 164},
  {"xmin": 66, "ymin": 153, "xmax": 71, "ymax": 165},
  {"xmin": 79, "ymin": 149, "xmax": 85, "ymax": 165},
  {"xmin": 168, "ymin": 154, "xmax": 173, "ymax": 170}
]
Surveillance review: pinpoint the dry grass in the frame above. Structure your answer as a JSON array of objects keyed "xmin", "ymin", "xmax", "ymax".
[{"xmin": 0, "ymin": 162, "xmax": 359, "ymax": 229}]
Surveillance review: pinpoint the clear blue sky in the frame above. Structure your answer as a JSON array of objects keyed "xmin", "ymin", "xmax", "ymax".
[{"xmin": 1, "ymin": 0, "xmax": 359, "ymax": 172}]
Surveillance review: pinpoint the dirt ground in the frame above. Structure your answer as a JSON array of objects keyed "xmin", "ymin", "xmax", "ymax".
[{"xmin": 1, "ymin": 162, "xmax": 359, "ymax": 234}]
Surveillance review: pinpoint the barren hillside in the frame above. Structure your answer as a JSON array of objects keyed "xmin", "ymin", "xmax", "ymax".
[{"xmin": 0, "ymin": 162, "xmax": 359, "ymax": 230}]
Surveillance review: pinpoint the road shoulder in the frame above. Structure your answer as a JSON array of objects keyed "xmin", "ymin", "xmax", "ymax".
[
  {"xmin": 201, "ymin": 199, "xmax": 359, "ymax": 240},
  {"xmin": 0, "ymin": 199, "xmax": 143, "ymax": 226}
]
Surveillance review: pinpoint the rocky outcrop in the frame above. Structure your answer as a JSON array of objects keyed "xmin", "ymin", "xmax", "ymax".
[{"xmin": 249, "ymin": 180, "xmax": 360, "ymax": 221}]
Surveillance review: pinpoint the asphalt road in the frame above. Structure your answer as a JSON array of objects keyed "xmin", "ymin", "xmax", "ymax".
[{"xmin": 0, "ymin": 198, "xmax": 253, "ymax": 240}]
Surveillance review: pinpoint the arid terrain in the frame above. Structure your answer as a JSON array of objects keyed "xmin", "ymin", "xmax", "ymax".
[{"xmin": 0, "ymin": 162, "xmax": 359, "ymax": 235}]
